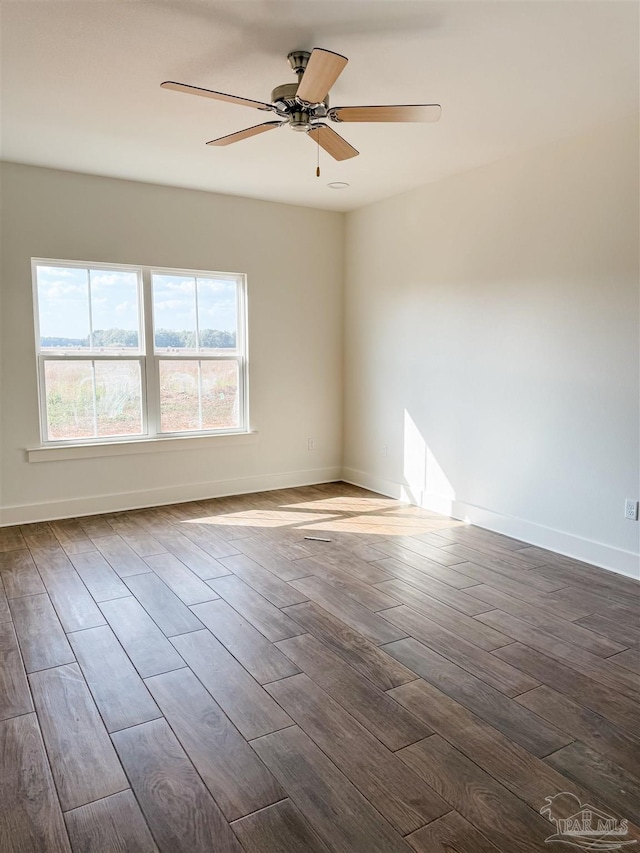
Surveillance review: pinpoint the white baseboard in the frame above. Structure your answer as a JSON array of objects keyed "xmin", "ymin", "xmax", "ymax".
[
  {"xmin": 0, "ymin": 466, "xmax": 342, "ymax": 526},
  {"xmin": 343, "ymin": 466, "xmax": 640, "ymax": 581}
]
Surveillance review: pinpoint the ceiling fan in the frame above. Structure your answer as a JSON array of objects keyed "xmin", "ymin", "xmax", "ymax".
[{"xmin": 161, "ymin": 48, "xmax": 441, "ymax": 162}]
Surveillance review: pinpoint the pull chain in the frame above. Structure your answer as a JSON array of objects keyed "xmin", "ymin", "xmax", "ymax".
[{"xmin": 316, "ymin": 136, "xmax": 320, "ymax": 177}]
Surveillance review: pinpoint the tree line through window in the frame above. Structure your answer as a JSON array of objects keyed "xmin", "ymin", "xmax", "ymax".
[{"xmin": 33, "ymin": 261, "xmax": 247, "ymax": 442}]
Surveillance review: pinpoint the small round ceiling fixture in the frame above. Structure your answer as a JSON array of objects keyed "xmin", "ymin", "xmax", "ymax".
[{"xmin": 327, "ymin": 181, "xmax": 350, "ymax": 189}]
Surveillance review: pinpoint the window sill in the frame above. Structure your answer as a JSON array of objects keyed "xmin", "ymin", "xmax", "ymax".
[{"xmin": 26, "ymin": 431, "xmax": 259, "ymax": 463}]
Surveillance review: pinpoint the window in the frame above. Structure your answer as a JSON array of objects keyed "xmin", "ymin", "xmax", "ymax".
[{"xmin": 32, "ymin": 260, "xmax": 247, "ymax": 443}]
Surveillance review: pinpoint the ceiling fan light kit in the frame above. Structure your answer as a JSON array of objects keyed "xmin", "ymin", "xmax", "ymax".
[{"xmin": 161, "ymin": 47, "xmax": 441, "ymax": 165}]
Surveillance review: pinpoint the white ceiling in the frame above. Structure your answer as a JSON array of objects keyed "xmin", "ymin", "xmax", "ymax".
[{"xmin": 1, "ymin": 1, "xmax": 638, "ymax": 212}]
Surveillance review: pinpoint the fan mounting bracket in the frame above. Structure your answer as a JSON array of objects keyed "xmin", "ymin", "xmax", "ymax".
[{"xmin": 287, "ymin": 51, "xmax": 311, "ymax": 76}]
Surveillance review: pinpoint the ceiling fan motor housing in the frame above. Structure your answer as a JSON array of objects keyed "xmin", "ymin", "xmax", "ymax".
[{"xmin": 271, "ymin": 82, "xmax": 329, "ymax": 128}]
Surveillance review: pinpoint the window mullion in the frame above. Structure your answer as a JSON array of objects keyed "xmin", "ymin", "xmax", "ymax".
[
  {"xmin": 90, "ymin": 360, "xmax": 98, "ymax": 437},
  {"xmin": 198, "ymin": 359, "xmax": 202, "ymax": 429},
  {"xmin": 142, "ymin": 268, "xmax": 159, "ymax": 438},
  {"xmin": 194, "ymin": 276, "xmax": 200, "ymax": 352},
  {"xmin": 87, "ymin": 269, "xmax": 94, "ymax": 350}
]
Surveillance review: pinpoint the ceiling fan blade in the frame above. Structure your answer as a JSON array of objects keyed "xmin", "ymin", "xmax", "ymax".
[
  {"xmin": 161, "ymin": 81, "xmax": 273, "ymax": 111},
  {"xmin": 307, "ymin": 124, "xmax": 358, "ymax": 161},
  {"xmin": 329, "ymin": 104, "xmax": 442, "ymax": 123},
  {"xmin": 206, "ymin": 121, "xmax": 284, "ymax": 146},
  {"xmin": 296, "ymin": 48, "xmax": 348, "ymax": 104}
]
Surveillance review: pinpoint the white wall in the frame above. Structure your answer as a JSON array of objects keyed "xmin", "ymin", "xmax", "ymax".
[
  {"xmin": 344, "ymin": 117, "xmax": 640, "ymax": 576},
  {"xmin": 0, "ymin": 164, "xmax": 344, "ymax": 523}
]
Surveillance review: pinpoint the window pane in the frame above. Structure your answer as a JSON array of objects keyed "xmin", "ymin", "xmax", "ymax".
[
  {"xmin": 44, "ymin": 360, "xmax": 94, "ymax": 439},
  {"xmin": 159, "ymin": 360, "xmax": 199, "ymax": 432},
  {"xmin": 201, "ymin": 361, "xmax": 240, "ymax": 429},
  {"xmin": 90, "ymin": 269, "xmax": 141, "ymax": 352},
  {"xmin": 197, "ymin": 278, "xmax": 238, "ymax": 352},
  {"xmin": 37, "ymin": 266, "xmax": 90, "ymax": 350},
  {"xmin": 152, "ymin": 275, "xmax": 197, "ymax": 352},
  {"xmin": 95, "ymin": 361, "xmax": 143, "ymax": 437}
]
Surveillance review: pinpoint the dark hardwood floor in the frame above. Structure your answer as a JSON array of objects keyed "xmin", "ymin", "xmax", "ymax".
[{"xmin": 1, "ymin": 482, "xmax": 639, "ymax": 852}]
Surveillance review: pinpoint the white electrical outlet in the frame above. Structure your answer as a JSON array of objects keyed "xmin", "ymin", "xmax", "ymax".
[
  {"xmin": 382, "ymin": 444, "xmax": 388, "ymax": 457},
  {"xmin": 624, "ymin": 499, "xmax": 639, "ymax": 520},
  {"xmin": 307, "ymin": 438, "xmax": 315, "ymax": 451}
]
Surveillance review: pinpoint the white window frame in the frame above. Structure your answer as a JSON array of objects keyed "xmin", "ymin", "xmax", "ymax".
[{"xmin": 32, "ymin": 258, "xmax": 249, "ymax": 447}]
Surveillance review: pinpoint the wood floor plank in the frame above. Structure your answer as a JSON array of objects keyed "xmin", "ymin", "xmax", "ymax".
[
  {"xmin": 275, "ymin": 633, "xmax": 429, "ymax": 750},
  {"xmin": 124, "ymin": 573, "xmax": 203, "ymax": 637},
  {"xmin": 78, "ymin": 516, "xmax": 114, "ymax": 537},
  {"xmin": 377, "ymin": 581, "xmax": 511, "ymax": 649},
  {"xmin": 290, "ymin": 576, "xmax": 407, "ymax": 645},
  {"xmin": 406, "ymin": 810, "xmax": 501, "ymax": 853},
  {"xmin": 10, "ymin": 593, "xmax": 75, "ymax": 672},
  {"xmin": 179, "ymin": 516, "xmax": 250, "ymax": 545},
  {"xmin": 0, "ymin": 577, "xmax": 10, "ymax": 622},
  {"xmin": 144, "ymin": 552, "xmax": 219, "ymax": 605},
  {"xmin": 231, "ymin": 799, "xmax": 331, "ymax": 853},
  {"xmin": 575, "ymin": 612, "xmax": 640, "ymax": 647},
  {"xmin": 478, "ymin": 609, "xmax": 640, "ymax": 699},
  {"xmin": 99, "ymin": 596, "xmax": 186, "ymax": 677},
  {"xmin": 544, "ymin": 741, "xmax": 640, "ymax": 826},
  {"xmin": 0, "ymin": 526, "xmax": 26, "ymax": 552},
  {"xmin": 399, "ymin": 735, "xmax": 551, "ymax": 853},
  {"xmin": 160, "ymin": 532, "xmax": 237, "ymax": 576},
  {"xmin": 112, "ymin": 718, "xmax": 244, "ymax": 853},
  {"xmin": 0, "ymin": 713, "xmax": 71, "ymax": 853},
  {"xmin": 374, "ymin": 541, "xmax": 478, "ymax": 588},
  {"xmin": 383, "ymin": 637, "xmax": 571, "ymax": 757},
  {"xmin": 145, "ymin": 667, "xmax": 284, "ymax": 820},
  {"xmin": 441, "ymin": 542, "xmax": 548, "ymax": 574},
  {"xmin": 371, "ymin": 557, "xmax": 491, "ymax": 615},
  {"xmin": 92, "ymin": 535, "xmax": 151, "ymax": 577},
  {"xmin": 439, "ymin": 535, "xmax": 544, "ymax": 567},
  {"xmin": 170, "ymin": 629, "xmax": 292, "ymax": 739},
  {"xmin": 68, "ymin": 625, "xmax": 161, "ymax": 732},
  {"xmin": 495, "ymin": 642, "xmax": 640, "ymax": 733},
  {"xmin": 120, "ymin": 530, "xmax": 167, "ymax": 558},
  {"xmin": 64, "ymin": 790, "xmax": 159, "ymax": 853},
  {"xmin": 0, "ymin": 621, "xmax": 33, "ymax": 721},
  {"xmin": 234, "ymin": 537, "xmax": 316, "ymax": 581},
  {"xmin": 294, "ymin": 556, "xmax": 399, "ymax": 611},
  {"xmin": 382, "ymin": 605, "xmax": 535, "ymax": 696},
  {"xmin": 219, "ymin": 553, "xmax": 308, "ymax": 606},
  {"xmin": 430, "ymin": 525, "xmax": 528, "ymax": 553},
  {"xmin": 552, "ymin": 586, "xmax": 640, "ymax": 624},
  {"xmin": 283, "ymin": 601, "xmax": 417, "ymax": 690},
  {"xmin": 266, "ymin": 673, "xmax": 449, "ymax": 834},
  {"xmin": 467, "ymin": 582, "xmax": 600, "ymax": 626},
  {"xmin": 462, "ymin": 585, "xmax": 626, "ymax": 656},
  {"xmin": 29, "ymin": 663, "xmax": 128, "ymax": 810},
  {"xmin": 31, "ymin": 548, "xmax": 106, "ymax": 632},
  {"xmin": 250, "ymin": 725, "xmax": 412, "ymax": 853},
  {"xmin": 207, "ymin": 574, "xmax": 304, "ymax": 642},
  {"xmin": 437, "ymin": 559, "xmax": 576, "ymax": 609},
  {"xmin": 390, "ymin": 678, "xmax": 640, "ymax": 840},
  {"xmin": 50, "ymin": 521, "xmax": 95, "ymax": 556},
  {"xmin": 388, "ymin": 534, "xmax": 472, "ymax": 567},
  {"xmin": 190, "ymin": 599, "xmax": 299, "ymax": 684},
  {"xmin": 0, "ymin": 549, "xmax": 46, "ymax": 598},
  {"xmin": 606, "ymin": 647, "xmax": 640, "ymax": 674},
  {"xmin": 293, "ymin": 546, "xmax": 394, "ymax": 587},
  {"xmin": 21, "ymin": 529, "xmax": 59, "ymax": 550},
  {"xmin": 516, "ymin": 684, "xmax": 640, "ymax": 775},
  {"xmin": 70, "ymin": 551, "xmax": 130, "ymax": 602},
  {"xmin": 534, "ymin": 557, "xmax": 640, "ymax": 600}
]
